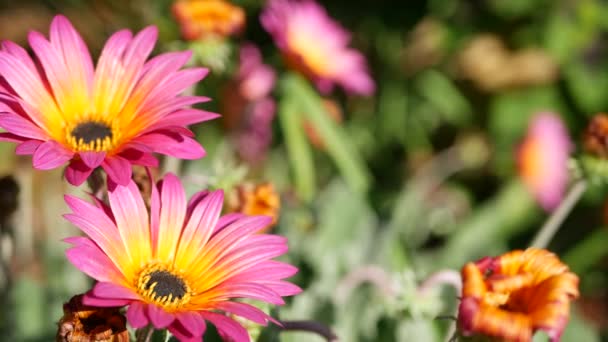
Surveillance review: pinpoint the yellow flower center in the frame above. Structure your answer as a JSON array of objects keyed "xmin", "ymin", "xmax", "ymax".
[
  {"xmin": 136, "ymin": 263, "xmax": 192, "ymax": 311},
  {"xmin": 65, "ymin": 119, "xmax": 122, "ymax": 152}
]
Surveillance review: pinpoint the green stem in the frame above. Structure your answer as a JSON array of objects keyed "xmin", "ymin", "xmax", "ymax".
[
  {"xmin": 530, "ymin": 180, "xmax": 587, "ymax": 249},
  {"xmin": 135, "ymin": 325, "xmax": 154, "ymax": 342}
]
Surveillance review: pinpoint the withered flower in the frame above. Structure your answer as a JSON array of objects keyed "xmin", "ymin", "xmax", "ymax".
[
  {"xmin": 56, "ymin": 294, "xmax": 128, "ymax": 342},
  {"xmin": 583, "ymin": 113, "xmax": 608, "ymax": 158},
  {"xmin": 172, "ymin": 0, "xmax": 245, "ymax": 40},
  {"xmin": 458, "ymin": 248, "xmax": 579, "ymax": 342},
  {"xmin": 227, "ymin": 182, "xmax": 281, "ymax": 232}
]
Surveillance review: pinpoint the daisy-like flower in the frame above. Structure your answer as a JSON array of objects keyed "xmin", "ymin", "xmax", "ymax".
[
  {"xmin": 517, "ymin": 113, "xmax": 571, "ymax": 211},
  {"xmin": 64, "ymin": 173, "xmax": 300, "ymax": 341},
  {"xmin": 458, "ymin": 248, "xmax": 579, "ymax": 342},
  {"xmin": 260, "ymin": 0, "xmax": 375, "ymax": 95},
  {"xmin": 172, "ymin": 0, "xmax": 245, "ymax": 41},
  {"xmin": 0, "ymin": 15, "xmax": 217, "ymax": 186}
]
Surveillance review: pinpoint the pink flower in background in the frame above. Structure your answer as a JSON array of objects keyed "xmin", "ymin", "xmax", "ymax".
[
  {"xmin": 261, "ymin": 0, "xmax": 375, "ymax": 95},
  {"xmin": 64, "ymin": 173, "xmax": 300, "ymax": 341},
  {"xmin": 518, "ymin": 113, "xmax": 572, "ymax": 211},
  {"xmin": 0, "ymin": 15, "xmax": 217, "ymax": 186},
  {"xmin": 222, "ymin": 43, "xmax": 277, "ymax": 164}
]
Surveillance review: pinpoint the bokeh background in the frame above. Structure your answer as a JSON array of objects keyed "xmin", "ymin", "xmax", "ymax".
[{"xmin": 0, "ymin": 0, "xmax": 607, "ymax": 341}]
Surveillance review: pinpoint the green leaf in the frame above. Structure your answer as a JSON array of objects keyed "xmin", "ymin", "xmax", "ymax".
[
  {"xmin": 415, "ymin": 69, "xmax": 472, "ymax": 126},
  {"xmin": 282, "ymin": 73, "xmax": 372, "ymax": 194},
  {"xmin": 278, "ymin": 84, "xmax": 316, "ymax": 202}
]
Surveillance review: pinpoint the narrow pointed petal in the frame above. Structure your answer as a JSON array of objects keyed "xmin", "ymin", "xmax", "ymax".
[
  {"xmin": 102, "ymin": 156, "xmax": 132, "ymax": 186},
  {"xmin": 176, "ymin": 312, "xmax": 206, "ymax": 337},
  {"xmin": 64, "ymin": 159, "xmax": 94, "ymax": 186},
  {"xmin": 126, "ymin": 302, "xmax": 149, "ymax": 328},
  {"xmin": 92, "ymin": 282, "xmax": 140, "ymax": 300},
  {"xmin": 108, "ymin": 180, "xmax": 151, "ymax": 269},
  {"xmin": 32, "ymin": 140, "xmax": 73, "ymax": 170},
  {"xmin": 147, "ymin": 305, "xmax": 175, "ymax": 329},
  {"xmin": 155, "ymin": 173, "xmax": 187, "ymax": 261},
  {"xmin": 80, "ymin": 151, "xmax": 106, "ymax": 168},
  {"xmin": 201, "ymin": 312, "xmax": 250, "ymax": 342},
  {"xmin": 15, "ymin": 140, "xmax": 42, "ymax": 155}
]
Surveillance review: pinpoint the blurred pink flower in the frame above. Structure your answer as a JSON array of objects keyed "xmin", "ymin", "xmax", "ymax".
[
  {"xmin": 518, "ymin": 113, "xmax": 572, "ymax": 211},
  {"xmin": 0, "ymin": 15, "xmax": 217, "ymax": 186},
  {"xmin": 261, "ymin": 0, "xmax": 375, "ymax": 95},
  {"xmin": 222, "ymin": 43, "xmax": 276, "ymax": 165},
  {"xmin": 64, "ymin": 173, "xmax": 300, "ymax": 341}
]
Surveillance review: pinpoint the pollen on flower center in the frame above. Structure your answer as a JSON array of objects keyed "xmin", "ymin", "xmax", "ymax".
[
  {"xmin": 65, "ymin": 120, "xmax": 120, "ymax": 152},
  {"xmin": 136, "ymin": 264, "xmax": 192, "ymax": 309}
]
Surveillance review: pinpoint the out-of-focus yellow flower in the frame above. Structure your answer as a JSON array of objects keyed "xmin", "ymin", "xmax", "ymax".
[
  {"xmin": 172, "ymin": 0, "xmax": 245, "ymax": 40},
  {"xmin": 56, "ymin": 294, "xmax": 128, "ymax": 342},
  {"xmin": 227, "ymin": 183, "xmax": 281, "ymax": 232},
  {"xmin": 458, "ymin": 34, "xmax": 558, "ymax": 92},
  {"xmin": 458, "ymin": 248, "xmax": 579, "ymax": 342}
]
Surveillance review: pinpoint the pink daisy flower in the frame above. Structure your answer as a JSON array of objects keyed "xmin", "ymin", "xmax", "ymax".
[
  {"xmin": 63, "ymin": 173, "xmax": 301, "ymax": 341},
  {"xmin": 260, "ymin": 0, "xmax": 375, "ymax": 95},
  {"xmin": 0, "ymin": 15, "xmax": 218, "ymax": 186},
  {"xmin": 517, "ymin": 113, "xmax": 572, "ymax": 211}
]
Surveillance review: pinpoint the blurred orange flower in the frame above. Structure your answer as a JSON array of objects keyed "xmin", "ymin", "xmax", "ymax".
[
  {"xmin": 458, "ymin": 248, "xmax": 579, "ymax": 342},
  {"xmin": 583, "ymin": 113, "xmax": 608, "ymax": 158},
  {"xmin": 227, "ymin": 183, "xmax": 281, "ymax": 232},
  {"xmin": 172, "ymin": 0, "xmax": 245, "ymax": 40}
]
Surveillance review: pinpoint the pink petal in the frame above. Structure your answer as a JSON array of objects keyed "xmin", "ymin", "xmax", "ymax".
[
  {"xmin": 15, "ymin": 140, "xmax": 42, "ymax": 155},
  {"xmin": 204, "ymin": 282, "xmax": 285, "ymax": 305},
  {"xmin": 133, "ymin": 131, "xmax": 205, "ymax": 160},
  {"xmin": 126, "ymin": 302, "xmax": 149, "ymax": 328},
  {"xmin": 65, "ymin": 238, "xmax": 124, "ymax": 283},
  {"xmin": 215, "ymin": 213, "xmax": 246, "ymax": 234},
  {"xmin": 168, "ymin": 318, "xmax": 204, "ymax": 342},
  {"xmin": 146, "ymin": 304, "xmax": 175, "ymax": 329},
  {"xmin": 79, "ymin": 151, "xmax": 106, "ymax": 168},
  {"xmin": 64, "ymin": 159, "xmax": 94, "ymax": 186},
  {"xmin": 0, "ymin": 111, "xmax": 47, "ymax": 140},
  {"xmin": 63, "ymin": 195, "xmax": 124, "ymax": 264},
  {"xmin": 102, "ymin": 155, "xmax": 132, "ymax": 186},
  {"xmin": 119, "ymin": 148, "xmax": 159, "ymax": 167},
  {"xmin": 0, "ymin": 132, "xmax": 29, "ymax": 143},
  {"xmin": 201, "ymin": 311, "xmax": 250, "ymax": 342},
  {"xmin": 92, "ymin": 281, "xmax": 140, "ymax": 300},
  {"xmin": 213, "ymin": 301, "xmax": 276, "ymax": 325},
  {"xmin": 175, "ymin": 190, "xmax": 223, "ymax": 266},
  {"xmin": 107, "ymin": 180, "xmax": 151, "ymax": 267},
  {"xmin": 176, "ymin": 312, "xmax": 206, "ymax": 337},
  {"xmin": 49, "ymin": 15, "xmax": 94, "ymax": 95},
  {"xmin": 155, "ymin": 173, "xmax": 187, "ymax": 261},
  {"xmin": 82, "ymin": 293, "xmax": 132, "ymax": 307},
  {"xmin": 32, "ymin": 140, "xmax": 74, "ymax": 170}
]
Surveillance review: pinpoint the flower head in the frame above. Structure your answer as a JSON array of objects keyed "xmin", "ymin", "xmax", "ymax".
[
  {"xmin": 0, "ymin": 15, "xmax": 217, "ymax": 186},
  {"xmin": 458, "ymin": 248, "xmax": 579, "ymax": 342},
  {"xmin": 57, "ymin": 294, "xmax": 128, "ymax": 342},
  {"xmin": 172, "ymin": 0, "xmax": 245, "ymax": 40},
  {"xmin": 227, "ymin": 182, "xmax": 280, "ymax": 232},
  {"xmin": 517, "ymin": 113, "xmax": 571, "ymax": 211},
  {"xmin": 64, "ymin": 173, "xmax": 300, "ymax": 341},
  {"xmin": 583, "ymin": 113, "xmax": 608, "ymax": 158},
  {"xmin": 261, "ymin": 0, "xmax": 374, "ymax": 95}
]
